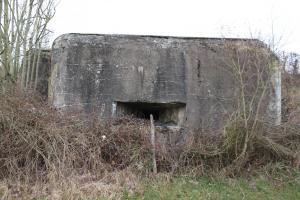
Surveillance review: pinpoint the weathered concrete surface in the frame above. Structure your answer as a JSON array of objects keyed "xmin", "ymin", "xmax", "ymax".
[{"xmin": 50, "ymin": 33, "xmax": 281, "ymax": 131}]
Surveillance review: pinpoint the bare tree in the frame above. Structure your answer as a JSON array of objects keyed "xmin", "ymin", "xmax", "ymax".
[{"xmin": 0, "ymin": 0, "xmax": 55, "ymax": 90}]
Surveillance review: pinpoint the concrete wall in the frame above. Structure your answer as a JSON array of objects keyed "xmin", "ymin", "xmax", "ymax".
[
  {"xmin": 50, "ymin": 33, "xmax": 281, "ymax": 131},
  {"xmin": 22, "ymin": 50, "xmax": 51, "ymax": 98},
  {"xmin": 36, "ymin": 50, "xmax": 51, "ymax": 97}
]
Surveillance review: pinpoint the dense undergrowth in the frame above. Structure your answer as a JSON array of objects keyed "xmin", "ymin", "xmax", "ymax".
[
  {"xmin": 0, "ymin": 86, "xmax": 299, "ymax": 178},
  {"xmin": 0, "ymin": 85, "xmax": 299, "ymax": 199},
  {"xmin": 0, "ymin": 86, "xmax": 152, "ymax": 181}
]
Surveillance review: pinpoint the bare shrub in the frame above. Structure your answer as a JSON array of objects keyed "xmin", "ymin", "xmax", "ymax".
[
  {"xmin": 0, "ymin": 81, "xmax": 299, "ymax": 198},
  {"xmin": 209, "ymin": 40, "xmax": 300, "ymax": 175},
  {"xmin": 0, "ymin": 86, "xmax": 151, "ymax": 181}
]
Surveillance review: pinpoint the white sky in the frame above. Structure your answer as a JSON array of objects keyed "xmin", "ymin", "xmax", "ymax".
[{"xmin": 48, "ymin": 0, "xmax": 300, "ymax": 54}]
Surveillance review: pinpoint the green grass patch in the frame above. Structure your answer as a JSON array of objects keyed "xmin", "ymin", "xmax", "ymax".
[{"xmin": 125, "ymin": 175, "xmax": 300, "ymax": 200}]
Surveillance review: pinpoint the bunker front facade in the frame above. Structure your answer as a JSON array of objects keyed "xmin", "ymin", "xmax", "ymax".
[{"xmin": 49, "ymin": 34, "xmax": 281, "ymax": 131}]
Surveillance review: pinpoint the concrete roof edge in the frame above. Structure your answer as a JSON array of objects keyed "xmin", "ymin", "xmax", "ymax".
[{"xmin": 53, "ymin": 32, "xmax": 263, "ymax": 42}]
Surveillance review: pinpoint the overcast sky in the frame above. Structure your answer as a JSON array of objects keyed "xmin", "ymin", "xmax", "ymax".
[{"xmin": 48, "ymin": 0, "xmax": 300, "ymax": 54}]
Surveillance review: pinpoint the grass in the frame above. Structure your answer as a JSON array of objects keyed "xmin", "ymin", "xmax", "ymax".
[
  {"xmin": 1, "ymin": 173, "xmax": 299, "ymax": 199},
  {"xmin": 125, "ymin": 175, "xmax": 300, "ymax": 200}
]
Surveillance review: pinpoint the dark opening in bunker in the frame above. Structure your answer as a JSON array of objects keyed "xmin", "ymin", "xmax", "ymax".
[{"xmin": 115, "ymin": 102, "xmax": 186, "ymax": 126}]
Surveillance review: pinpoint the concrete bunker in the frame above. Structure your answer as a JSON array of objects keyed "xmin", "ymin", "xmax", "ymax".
[
  {"xmin": 115, "ymin": 101, "xmax": 186, "ymax": 126},
  {"xmin": 47, "ymin": 33, "xmax": 281, "ymax": 132}
]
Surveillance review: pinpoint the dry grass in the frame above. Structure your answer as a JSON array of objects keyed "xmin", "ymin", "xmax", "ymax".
[{"xmin": 0, "ymin": 169, "xmax": 141, "ymax": 199}]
